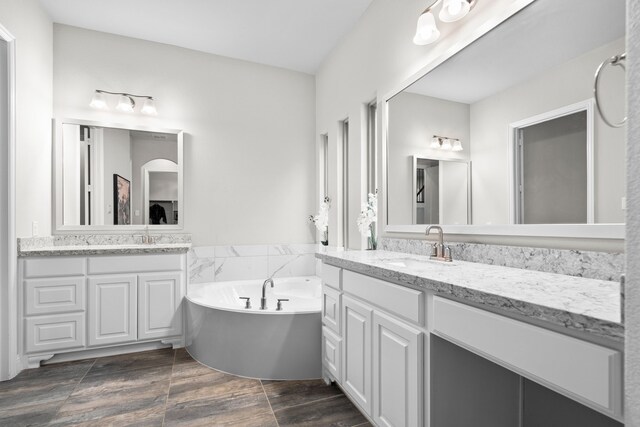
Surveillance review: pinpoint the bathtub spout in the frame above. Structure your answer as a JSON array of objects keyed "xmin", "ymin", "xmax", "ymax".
[{"xmin": 261, "ymin": 278, "xmax": 274, "ymax": 310}]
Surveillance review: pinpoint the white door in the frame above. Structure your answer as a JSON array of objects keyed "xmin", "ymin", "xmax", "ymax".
[
  {"xmin": 373, "ymin": 311, "xmax": 423, "ymax": 427},
  {"xmin": 342, "ymin": 295, "xmax": 373, "ymax": 415},
  {"xmin": 88, "ymin": 275, "xmax": 137, "ymax": 346},
  {"xmin": 138, "ymin": 272, "xmax": 182, "ymax": 340}
]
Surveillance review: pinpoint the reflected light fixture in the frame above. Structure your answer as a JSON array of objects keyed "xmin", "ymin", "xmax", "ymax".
[
  {"xmin": 430, "ymin": 135, "xmax": 463, "ymax": 152},
  {"xmin": 413, "ymin": 0, "xmax": 477, "ymax": 46},
  {"xmin": 89, "ymin": 90, "xmax": 158, "ymax": 115}
]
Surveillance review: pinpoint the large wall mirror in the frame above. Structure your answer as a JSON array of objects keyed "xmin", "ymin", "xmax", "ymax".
[
  {"xmin": 385, "ymin": 0, "xmax": 625, "ymax": 238},
  {"xmin": 54, "ymin": 119, "xmax": 184, "ymax": 231}
]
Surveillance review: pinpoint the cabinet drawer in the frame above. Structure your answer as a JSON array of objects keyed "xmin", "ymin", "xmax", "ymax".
[
  {"xmin": 23, "ymin": 257, "xmax": 85, "ymax": 278},
  {"xmin": 323, "ymin": 327, "xmax": 342, "ymax": 381},
  {"xmin": 322, "ymin": 264, "xmax": 341, "ymax": 290},
  {"xmin": 343, "ymin": 270, "xmax": 424, "ymax": 326},
  {"xmin": 88, "ymin": 254, "xmax": 183, "ymax": 275},
  {"xmin": 25, "ymin": 313, "xmax": 85, "ymax": 353},
  {"xmin": 432, "ymin": 297, "xmax": 622, "ymax": 419},
  {"xmin": 24, "ymin": 277, "xmax": 85, "ymax": 315},
  {"xmin": 322, "ymin": 285, "xmax": 341, "ymax": 334}
]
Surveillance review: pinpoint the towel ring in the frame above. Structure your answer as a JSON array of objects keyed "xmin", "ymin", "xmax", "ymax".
[{"xmin": 594, "ymin": 52, "xmax": 627, "ymax": 128}]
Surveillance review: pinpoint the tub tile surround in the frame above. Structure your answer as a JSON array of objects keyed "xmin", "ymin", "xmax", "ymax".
[
  {"xmin": 380, "ymin": 238, "xmax": 624, "ymax": 281},
  {"xmin": 18, "ymin": 234, "xmax": 192, "ymax": 256},
  {"xmin": 317, "ymin": 249, "xmax": 623, "ymax": 341},
  {"xmin": 189, "ymin": 243, "xmax": 318, "ymax": 284}
]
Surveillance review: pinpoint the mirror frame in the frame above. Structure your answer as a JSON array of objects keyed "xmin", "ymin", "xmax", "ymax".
[
  {"xmin": 381, "ymin": 0, "xmax": 624, "ymax": 240},
  {"xmin": 53, "ymin": 118, "xmax": 184, "ymax": 233}
]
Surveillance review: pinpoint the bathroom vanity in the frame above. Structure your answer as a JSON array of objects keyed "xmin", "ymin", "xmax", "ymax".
[
  {"xmin": 17, "ymin": 240, "xmax": 190, "ymax": 368},
  {"xmin": 318, "ymin": 250, "xmax": 623, "ymax": 427}
]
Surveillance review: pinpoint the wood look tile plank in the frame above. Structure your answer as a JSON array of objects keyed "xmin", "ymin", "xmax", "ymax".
[
  {"xmin": 72, "ymin": 364, "xmax": 173, "ymax": 396},
  {"xmin": 261, "ymin": 379, "xmax": 342, "ymax": 411},
  {"xmin": 164, "ymin": 392, "xmax": 277, "ymax": 427},
  {"xmin": 51, "ymin": 408, "xmax": 166, "ymax": 427},
  {"xmin": 172, "ymin": 349, "xmax": 216, "ymax": 380},
  {"xmin": 0, "ymin": 379, "xmax": 78, "ymax": 411},
  {"xmin": 274, "ymin": 394, "xmax": 368, "ymax": 427},
  {"xmin": 168, "ymin": 370, "xmax": 263, "ymax": 405},
  {"xmin": 86, "ymin": 348, "xmax": 175, "ymax": 377},
  {"xmin": 0, "ymin": 400, "xmax": 62, "ymax": 427},
  {"xmin": 49, "ymin": 381, "xmax": 169, "ymax": 425}
]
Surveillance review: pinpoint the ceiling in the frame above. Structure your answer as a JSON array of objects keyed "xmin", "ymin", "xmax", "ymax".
[
  {"xmin": 404, "ymin": 0, "xmax": 625, "ymax": 104},
  {"xmin": 38, "ymin": 0, "xmax": 374, "ymax": 74}
]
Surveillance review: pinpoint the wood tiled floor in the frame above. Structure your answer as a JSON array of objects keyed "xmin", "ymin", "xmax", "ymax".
[{"xmin": 0, "ymin": 348, "xmax": 371, "ymax": 427}]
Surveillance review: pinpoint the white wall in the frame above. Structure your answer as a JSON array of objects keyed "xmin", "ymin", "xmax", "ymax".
[
  {"xmin": 53, "ymin": 24, "xmax": 316, "ymax": 246},
  {"xmin": 625, "ymin": 0, "xmax": 640, "ymax": 423},
  {"xmin": 470, "ymin": 38, "xmax": 625, "ymax": 225},
  {"xmin": 0, "ymin": 0, "xmax": 53, "ymax": 238},
  {"xmin": 387, "ymin": 92, "xmax": 470, "ymax": 225}
]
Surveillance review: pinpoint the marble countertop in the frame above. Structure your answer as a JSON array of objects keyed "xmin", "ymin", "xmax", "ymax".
[
  {"xmin": 316, "ymin": 250, "xmax": 623, "ymax": 342},
  {"xmin": 18, "ymin": 243, "xmax": 192, "ymax": 257}
]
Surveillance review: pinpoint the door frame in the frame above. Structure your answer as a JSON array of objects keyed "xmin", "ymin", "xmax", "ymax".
[
  {"xmin": 0, "ymin": 23, "xmax": 17, "ymax": 381},
  {"xmin": 508, "ymin": 99, "xmax": 595, "ymax": 224}
]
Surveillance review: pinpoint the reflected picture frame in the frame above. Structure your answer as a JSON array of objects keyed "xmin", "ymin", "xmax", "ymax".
[{"xmin": 113, "ymin": 174, "xmax": 131, "ymax": 225}]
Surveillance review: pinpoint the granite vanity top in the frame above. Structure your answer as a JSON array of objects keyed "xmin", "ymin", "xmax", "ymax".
[
  {"xmin": 17, "ymin": 234, "xmax": 192, "ymax": 257},
  {"xmin": 316, "ymin": 250, "xmax": 623, "ymax": 342},
  {"xmin": 18, "ymin": 243, "xmax": 192, "ymax": 257}
]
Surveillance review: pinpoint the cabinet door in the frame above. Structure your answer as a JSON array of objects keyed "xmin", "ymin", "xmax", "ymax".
[
  {"xmin": 138, "ymin": 272, "xmax": 183, "ymax": 340},
  {"xmin": 322, "ymin": 326, "xmax": 342, "ymax": 381},
  {"xmin": 322, "ymin": 285, "xmax": 341, "ymax": 334},
  {"xmin": 88, "ymin": 275, "xmax": 137, "ymax": 346},
  {"xmin": 342, "ymin": 295, "xmax": 373, "ymax": 415},
  {"xmin": 373, "ymin": 311, "xmax": 423, "ymax": 427}
]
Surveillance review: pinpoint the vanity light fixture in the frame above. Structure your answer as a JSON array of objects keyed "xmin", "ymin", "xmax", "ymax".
[
  {"xmin": 89, "ymin": 90, "xmax": 158, "ymax": 115},
  {"xmin": 430, "ymin": 135, "xmax": 463, "ymax": 151},
  {"xmin": 413, "ymin": 0, "xmax": 477, "ymax": 46}
]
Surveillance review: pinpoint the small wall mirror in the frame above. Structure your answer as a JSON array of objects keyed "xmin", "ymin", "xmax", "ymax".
[
  {"xmin": 54, "ymin": 119, "xmax": 184, "ymax": 231},
  {"xmin": 385, "ymin": 0, "xmax": 625, "ymax": 237}
]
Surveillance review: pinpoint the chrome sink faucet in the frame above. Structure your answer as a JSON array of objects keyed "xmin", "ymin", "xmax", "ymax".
[
  {"xmin": 425, "ymin": 225, "xmax": 452, "ymax": 262},
  {"xmin": 261, "ymin": 278, "xmax": 274, "ymax": 310}
]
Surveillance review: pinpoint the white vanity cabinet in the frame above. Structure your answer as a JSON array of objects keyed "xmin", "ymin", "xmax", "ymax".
[
  {"xmin": 20, "ymin": 253, "xmax": 186, "ymax": 367},
  {"xmin": 321, "ymin": 260, "xmax": 623, "ymax": 427},
  {"xmin": 321, "ymin": 264, "xmax": 424, "ymax": 427}
]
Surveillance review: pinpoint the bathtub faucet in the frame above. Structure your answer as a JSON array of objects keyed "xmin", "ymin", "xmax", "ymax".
[{"xmin": 261, "ymin": 278, "xmax": 274, "ymax": 310}]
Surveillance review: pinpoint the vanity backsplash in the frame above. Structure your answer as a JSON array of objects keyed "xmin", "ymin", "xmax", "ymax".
[{"xmin": 379, "ymin": 238, "xmax": 623, "ymax": 282}]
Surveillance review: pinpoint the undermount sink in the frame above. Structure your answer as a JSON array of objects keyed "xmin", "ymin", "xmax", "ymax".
[{"xmin": 384, "ymin": 258, "xmax": 456, "ymax": 269}]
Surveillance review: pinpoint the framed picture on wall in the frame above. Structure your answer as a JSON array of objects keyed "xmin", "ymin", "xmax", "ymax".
[{"xmin": 113, "ymin": 174, "xmax": 131, "ymax": 225}]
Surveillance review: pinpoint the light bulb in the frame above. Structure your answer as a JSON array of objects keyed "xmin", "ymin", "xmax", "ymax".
[
  {"xmin": 413, "ymin": 11, "xmax": 440, "ymax": 45},
  {"xmin": 116, "ymin": 95, "xmax": 135, "ymax": 113},
  {"xmin": 141, "ymin": 98, "xmax": 158, "ymax": 116},
  {"xmin": 452, "ymin": 139, "xmax": 463, "ymax": 151},
  {"xmin": 89, "ymin": 91, "xmax": 108, "ymax": 110},
  {"xmin": 442, "ymin": 138, "xmax": 453, "ymax": 150},
  {"xmin": 439, "ymin": 0, "xmax": 470, "ymax": 22}
]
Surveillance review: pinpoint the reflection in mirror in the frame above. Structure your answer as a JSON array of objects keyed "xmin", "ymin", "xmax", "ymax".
[
  {"xmin": 60, "ymin": 123, "xmax": 181, "ymax": 227},
  {"xmin": 413, "ymin": 157, "xmax": 470, "ymax": 225},
  {"xmin": 386, "ymin": 0, "xmax": 625, "ymax": 227}
]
